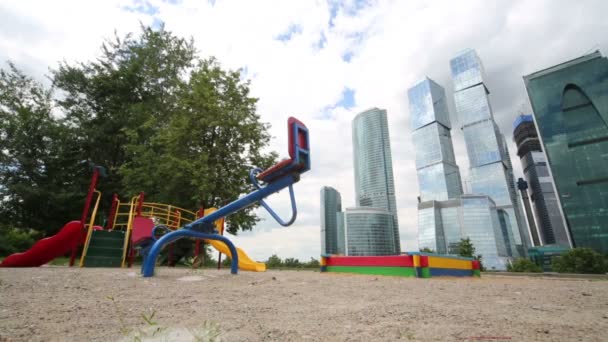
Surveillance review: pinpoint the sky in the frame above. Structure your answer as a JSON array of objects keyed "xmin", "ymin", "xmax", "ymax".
[{"xmin": 1, "ymin": 0, "xmax": 607, "ymax": 262}]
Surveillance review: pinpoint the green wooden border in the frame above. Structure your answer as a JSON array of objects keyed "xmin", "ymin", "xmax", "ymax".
[{"xmin": 326, "ymin": 266, "xmax": 416, "ymax": 277}]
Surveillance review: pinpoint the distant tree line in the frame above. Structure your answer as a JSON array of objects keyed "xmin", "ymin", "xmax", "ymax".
[
  {"xmin": 0, "ymin": 24, "xmax": 277, "ymax": 255},
  {"xmin": 219, "ymin": 254, "xmax": 320, "ymax": 269}
]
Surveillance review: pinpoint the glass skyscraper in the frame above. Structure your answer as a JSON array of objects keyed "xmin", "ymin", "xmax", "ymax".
[
  {"xmin": 450, "ymin": 49, "xmax": 531, "ymax": 255},
  {"xmin": 408, "ymin": 77, "xmax": 463, "ymax": 202},
  {"xmin": 524, "ymin": 51, "xmax": 608, "ymax": 255},
  {"xmin": 513, "ymin": 115, "xmax": 571, "ymax": 247},
  {"xmin": 408, "ymin": 77, "xmax": 514, "ymax": 268},
  {"xmin": 320, "ymin": 186, "xmax": 345, "ymax": 254},
  {"xmin": 352, "ymin": 108, "xmax": 400, "ymax": 254},
  {"xmin": 342, "ymin": 207, "xmax": 397, "ymax": 256},
  {"xmin": 417, "ymin": 195, "xmax": 513, "ymax": 270}
]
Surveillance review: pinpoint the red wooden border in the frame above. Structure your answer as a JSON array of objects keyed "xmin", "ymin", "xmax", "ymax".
[{"xmin": 326, "ymin": 255, "xmax": 414, "ymax": 267}]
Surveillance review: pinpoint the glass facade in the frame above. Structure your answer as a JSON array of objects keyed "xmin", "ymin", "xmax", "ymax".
[
  {"xmin": 408, "ymin": 78, "xmax": 463, "ymax": 202},
  {"xmin": 417, "ymin": 204, "xmax": 446, "ymax": 254},
  {"xmin": 451, "ymin": 49, "xmax": 530, "ymax": 254},
  {"xmin": 343, "ymin": 208, "xmax": 398, "ymax": 256},
  {"xmin": 524, "ymin": 51, "xmax": 608, "ymax": 255},
  {"xmin": 513, "ymin": 115, "xmax": 571, "ymax": 247},
  {"xmin": 416, "ymin": 196, "xmax": 512, "ymax": 270},
  {"xmin": 352, "ymin": 108, "xmax": 400, "ymax": 253},
  {"xmin": 461, "ymin": 196, "xmax": 509, "ymax": 270},
  {"xmin": 320, "ymin": 186, "xmax": 344, "ymax": 254}
]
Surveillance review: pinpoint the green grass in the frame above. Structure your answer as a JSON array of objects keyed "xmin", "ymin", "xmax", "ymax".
[{"xmin": 48, "ymin": 257, "xmax": 71, "ymax": 266}]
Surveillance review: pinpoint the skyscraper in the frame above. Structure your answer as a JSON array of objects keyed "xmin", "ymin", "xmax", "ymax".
[
  {"xmin": 513, "ymin": 115, "xmax": 570, "ymax": 247},
  {"xmin": 320, "ymin": 186, "xmax": 344, "ymax": 254},
  {"xmin": 450, "ymin": 49, "xmax": 531, "ymax": 256},
  {"xmin": 352, "ymin": 108, "xmax": 400, "ymax": 254},
  {"xmin": 416, "ymin": 195, "xmax": 513, "ymax": 270},
  {"xmin": 408, "ymin": 77, "xmax": 463, "ymax": 201},
  {"xmin": 342, "ymin": 207, "xmax": 396, "ymax": 256},
  {"xmin": 408, "ymin": 77, "xmax": 515, "ymax": 268},
  {"xmin": 524, "ymin": 51, "xmax": 608, "ymax": 255}
]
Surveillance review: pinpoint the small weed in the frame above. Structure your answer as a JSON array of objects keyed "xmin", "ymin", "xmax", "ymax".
[
  {"xmin": 399, "ymin": 328, "xmax": 416, "ymax": 340},
  {"xmin": 189, "ymin": 321, "xmax": 222, "ymax": 342},
  {"xmin": 107, "ymin": 295, "xmax": 131, "ymax": 336}
]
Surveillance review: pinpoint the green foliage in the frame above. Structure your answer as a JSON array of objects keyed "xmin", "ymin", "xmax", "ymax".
[
  {"xmin": 222, "ymin": 256, "xmax": 232, "ymax": 267},
  {"xmin": 283, "ymin": 257, "xmax": 302, "ymax": 268},
  {"xmin": 0, "ymin": 225, "xmax": 42, "ymax": 256},
  {"xmin": 507, "ymin": 258, "xmax": 543, "ymax": 273},
  {"xmin": 551, "ymin": 248, "xmax": 607, "ymax": 274},
  {"xmin": 1, "ymin": 24, "xmax": 276, "ymax": 238},
  {"xmin": 420, "ymin": 247, "xmax": 435, "ymax": 253},
  {"xmin": 265, "ymin": 255, "xmax": 320, "ymax": 269},
  {"xmin": 456, "ymin": 238, "xmax": 475, "ymax": 258},
  {"xmin": 306, "ymin": 257, "xmax": 320, "ymax": 268},
  {"xmin": 0, "ymin": 63, "xmax": 84, "ymax": 236},
  {"xmin": 266, "ymin": 254, "xmax": 283, "ymax": 268}
]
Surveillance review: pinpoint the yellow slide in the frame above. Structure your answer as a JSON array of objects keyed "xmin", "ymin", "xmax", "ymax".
[
  {"xmin": 207, "ymin": 239, "xmax": 266, "ymax": 272},
  {"xmin": 201, "ymin": 207, "xmax": 266, "ymax": 272}
]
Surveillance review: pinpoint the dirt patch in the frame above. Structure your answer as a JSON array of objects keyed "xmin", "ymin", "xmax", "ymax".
[{"xmin": 1, "ymin": 267, "xmax": 607, "ymax": 341}]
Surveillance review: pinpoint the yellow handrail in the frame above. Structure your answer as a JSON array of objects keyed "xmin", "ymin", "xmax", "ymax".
[
  {"xmin": 109, "ymin": 198, "xmax": 121, "ymax": 231},
  {"xmin": 116, "ymin": 196, "xmax": 200, "ymax": 267},
  {"xmin": 121, "ymin": 195, "xmax": 140, "ymax": 267},
  {"xmin": 79, "ymin": 190, "xmax": 102, "ymax": 267}
]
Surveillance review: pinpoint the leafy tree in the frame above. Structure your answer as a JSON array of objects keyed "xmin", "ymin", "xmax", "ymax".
[
  {"xmin": 52, "ymin": 25, "xmax": 197, "ymax": 206},
  {"xmin": 507, "ymin": 258, "xmax": 542, "ymax": 273},
  {"xmin": 552, "ymin": 248, "xmax": 607, "ymax": 274},
  {"xmin": 456, "ymin": 238, "xmax": 475, "ymax": 258},
  {"xmin": 53, "ymin": 25, "xmax": 276, "ymax": 233},
  {"xmin": 266, "ymin": 254, "xmax": 283, "ymax": 268},
  {"xmin": 222, "ymin": 256, "xmax": 232, "ymax": 268},
  {"xmin": 0, "ymin": 225, "xmax": 42, "ymax": 256},
  {"xmin": 283, "ymin": 257, "xmax": 301, "ymax": 268},
  {"xmin": 120, "ymin": 58, "xmax": 276, "ymax": 233},
  {"xmin": 420, "ymin": 247, "xmax": 435, "ymax": 253},
  {"xmin": 305, "ymin": 257, "xmax": 320, "ymax": 268},
  {"xmin": 0, "ymin": 62, "xmax": 85, "ymax": 237}
]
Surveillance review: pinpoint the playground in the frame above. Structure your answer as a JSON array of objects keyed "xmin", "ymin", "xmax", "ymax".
[
  {"xmin": 1, "ymin": 117, "xmax": 607, "ymax": 341},
  {"xmin": 0, "ymin": 267, "xmax": 606, "ymax": 341}
]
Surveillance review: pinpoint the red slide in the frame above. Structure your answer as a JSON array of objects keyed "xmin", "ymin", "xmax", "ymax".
[{"xmin": 0, "ymin": 221, "xmax": 84, "ymax": 267}]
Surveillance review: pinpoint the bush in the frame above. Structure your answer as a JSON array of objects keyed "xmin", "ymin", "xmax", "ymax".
[
  {"xmin": 0, "ymin": 226, "xmax": 42, "ymax": 256},
  {"xmin": 507, "ymin": 258, "xmax": 542, "ymax": 273},
  {"xmin": 552, "ymin": 248, "xmax": 607, "ymax": 274}
]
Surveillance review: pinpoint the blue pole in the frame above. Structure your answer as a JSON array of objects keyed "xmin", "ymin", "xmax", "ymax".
[
  {"xmin": 184, "ymin": 173, "xmax": 298, "ymax": 231},
  {"xmin": 142, "ymin": 230, "xmax": 239, "ymax": 277}
]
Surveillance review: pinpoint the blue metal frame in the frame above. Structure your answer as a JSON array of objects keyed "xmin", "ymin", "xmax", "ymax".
[{"xmin": 140, "ymin": 118, "xmax": 310, "ymax": 277}]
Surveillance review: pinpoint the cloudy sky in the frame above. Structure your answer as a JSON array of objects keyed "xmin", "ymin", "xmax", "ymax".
[{"xmin": 1, "ymin": 0, "xmax": 607, "ymax": 261}]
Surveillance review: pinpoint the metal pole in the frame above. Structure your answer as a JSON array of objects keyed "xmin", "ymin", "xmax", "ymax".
[{"xmin": 70, "ymin": 167, "xmax": 100, "ymax": 266}]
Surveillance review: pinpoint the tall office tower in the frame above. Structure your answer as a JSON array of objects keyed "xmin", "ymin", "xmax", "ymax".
[
  {"xmin": 450, "ymin": 49, "xmax": 531, "ymax": 256},
  {"xmin": 320, "ymin": 186, "xmax": 344, "ymax": 254},
  {"xmin": 524, "ymin": 51, "xmax": 607, "ymax": 254},
  {"xmin": 352, "ymin": 108, "xmax": 400, "ymax": 254},
  {"xmin": 408, "ymin": 77, "xmax": 463, "ymax": 201},
  {"xmin": 342, "ymin": 207, "xmax": 396, "ymax": 256},
  {"xmin": 513, "ymin": 115, "xmax": 570, "ymax": 247}
]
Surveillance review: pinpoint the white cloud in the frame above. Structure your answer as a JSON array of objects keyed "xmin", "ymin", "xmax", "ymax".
[{"xmin": 2, "ymin": 0, "xmax": 607, "ymax": 261}]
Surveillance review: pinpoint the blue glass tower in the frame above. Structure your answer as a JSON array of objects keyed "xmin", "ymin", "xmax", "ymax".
[
  {"xmin": 320, "ymin": 186, "xmax": 345, "ymax": 254},
  {"xmin": 450, "ymin": 49, "xmax": 531, "ymax": 255},
  {"xmin": 408, "ymin": 77, "xmax": 463, "ymax": 202},
  {"xmin": 352, "ymin": 108, "xmax": 400, "ymax": 254}
]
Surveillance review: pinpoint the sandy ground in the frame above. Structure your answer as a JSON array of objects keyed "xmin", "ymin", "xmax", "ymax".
[{"xmin": 0, "ymin": 267, "xmax": 607, "ymax": 341}]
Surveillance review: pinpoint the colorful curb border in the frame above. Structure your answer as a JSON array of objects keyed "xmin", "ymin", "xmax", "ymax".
[{"xmin": 320, "ymin": 253, "xmax": 481, "ymax": 278}]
